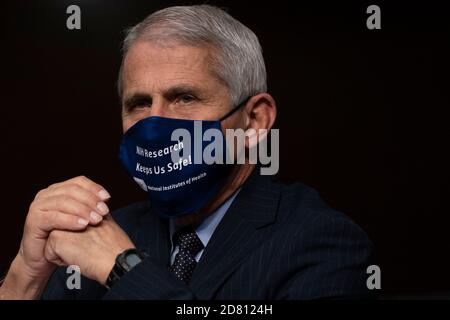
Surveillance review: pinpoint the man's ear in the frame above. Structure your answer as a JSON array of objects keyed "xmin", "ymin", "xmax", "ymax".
[{"xmin": 243, "ymin": 93, "xmax": 277, "ymax": 149}]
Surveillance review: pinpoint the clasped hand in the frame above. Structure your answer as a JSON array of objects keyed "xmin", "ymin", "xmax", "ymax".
[{"xmin": 20, "ymin": 176, "xmax": 134, "ymax": 286}]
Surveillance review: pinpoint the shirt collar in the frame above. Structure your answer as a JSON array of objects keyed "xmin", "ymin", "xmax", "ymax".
[{"xmin": 169, "ymin": 188, "xmax": 241, "ymax": 248}]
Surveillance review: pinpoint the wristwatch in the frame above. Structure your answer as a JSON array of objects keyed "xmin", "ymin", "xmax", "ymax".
[{"xmin": 105, "ymin": 248, "xmax": 148, "ymax": 289}]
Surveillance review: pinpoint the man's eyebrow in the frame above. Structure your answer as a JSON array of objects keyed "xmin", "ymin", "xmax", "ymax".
[
  {"xmin": 162, "ymin": 85, "xmax": 204, "ymax": 100},
  {"xmin": 122, "ymin": 85, "xmax": 205, "ymax": 109},
  {"xmin": 123, "ymin": 92, "xmax": 152, "ymax": 109}
]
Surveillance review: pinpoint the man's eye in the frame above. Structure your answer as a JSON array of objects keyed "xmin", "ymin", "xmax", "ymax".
[
  {"xmin": 126, "ymin": 100, "xmax": 150, "ymax": 111},
  {"xmin": 134, "ymin": 100, "xmax": 150, "ymax": 108},
  {"xmin": 177, "ymin": 95, "xmax": 196, "ymax": 104}
]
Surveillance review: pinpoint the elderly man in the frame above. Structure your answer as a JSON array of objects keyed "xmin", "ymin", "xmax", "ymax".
[{"xmin": 0, "ymin": 5, "xmax": 375, "ymax": 300}]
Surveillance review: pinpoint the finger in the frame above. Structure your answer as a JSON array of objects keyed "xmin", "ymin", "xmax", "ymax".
[
  {"xmin": 49, "ymin": 175, "xmax": 111, "ymax": 201},
  {"xmin": 67, "ymin": 176, "xmax": 111, "ymax": 200},
  {"xmin": 37, "ymin": 210, "xmax": 90, "ymax": 232},
  {"xmin": 38, "ymin": 184, "xmax": 109, "ymax": 217},
  {"xmin": 36, "ymin": 195, "xmax": 105, "ymax": 225}
]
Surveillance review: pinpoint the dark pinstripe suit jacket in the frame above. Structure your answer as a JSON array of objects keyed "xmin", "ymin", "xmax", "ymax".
[{"xmin": 42, "ymin": 171, "xmax": 376, "ymax": 300}]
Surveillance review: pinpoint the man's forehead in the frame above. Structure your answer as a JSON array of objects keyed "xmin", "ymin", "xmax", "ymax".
[
  {"xmin": 124, "ymin": 41, "xmax": 211, "ymax": 74},
  {"xmin": 122, "ymin": 41, "xmax": 216, "ymax": 93}
]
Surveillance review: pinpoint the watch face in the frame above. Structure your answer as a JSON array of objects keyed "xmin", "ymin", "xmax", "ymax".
[
  {"xmin": 126, "ymin": 254, "xmax": 142, "ymax": 268},
  {"xmin": 117, "ymin": 249, "xmax": 144, "ymax": 272}
]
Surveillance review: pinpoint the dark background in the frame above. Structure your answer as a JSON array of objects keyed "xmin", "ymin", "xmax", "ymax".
[{"xmin": 1, "ymin": 0, "xmax": 449, "ymax": 297}]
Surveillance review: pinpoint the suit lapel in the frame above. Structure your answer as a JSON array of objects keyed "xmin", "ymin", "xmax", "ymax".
[
  {"xmin": 189, "ymin": 170, "xmax": 281, "ymax": 299},
  {"xmin": 137, "ymin": 208, "xmax": 171, "ymax": 265}
]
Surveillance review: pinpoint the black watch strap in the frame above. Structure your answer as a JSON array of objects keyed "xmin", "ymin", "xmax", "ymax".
[{"xmin": 105, "ymin": 248, "xmax": 147, "ymax": 289}]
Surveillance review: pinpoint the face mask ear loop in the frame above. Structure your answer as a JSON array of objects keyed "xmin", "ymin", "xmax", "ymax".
[{"xmin": 219, "ymin": 96, "xmax": 252, "ymax": 122}]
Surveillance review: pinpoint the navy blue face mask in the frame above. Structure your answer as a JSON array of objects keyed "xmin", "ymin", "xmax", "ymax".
[{"xmin": 119, "ymin": 97, "xmax": 250, "ymax": 219}]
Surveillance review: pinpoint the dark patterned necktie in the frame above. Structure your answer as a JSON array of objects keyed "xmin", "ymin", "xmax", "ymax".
[{"xmin": 169, "ymin": 227, "xmax": 204, "ymax": 283}]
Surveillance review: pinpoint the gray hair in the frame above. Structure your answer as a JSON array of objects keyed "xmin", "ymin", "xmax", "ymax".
[{"xmin": 117, "ymin": 4, "xmax": 267, "ymax": 106}]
